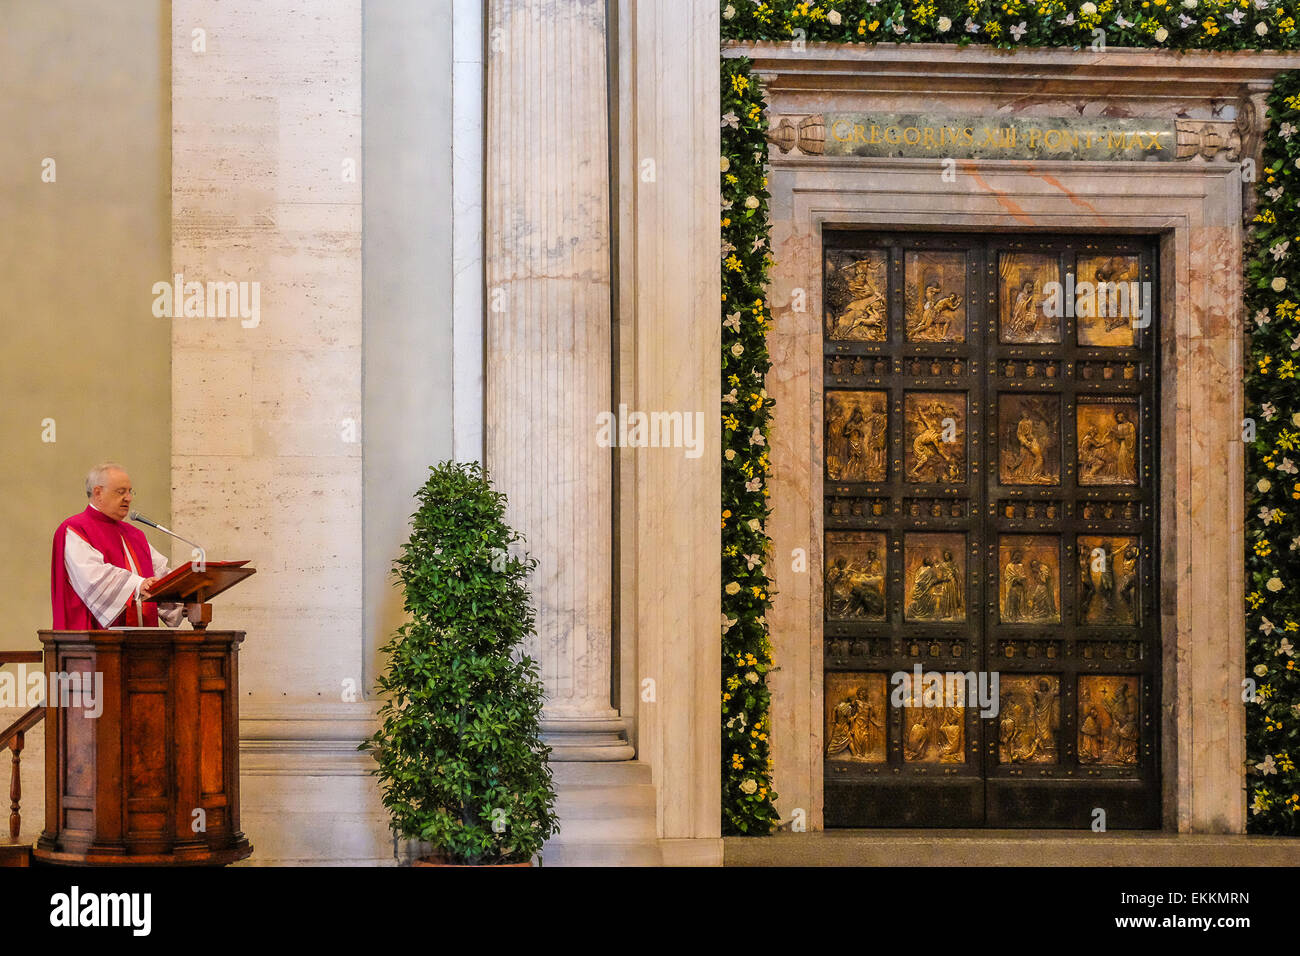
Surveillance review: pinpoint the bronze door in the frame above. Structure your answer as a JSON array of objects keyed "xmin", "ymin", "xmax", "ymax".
[{"xmin": 821, "ymin": 231, "xmax": 1160, "ymax": 828}]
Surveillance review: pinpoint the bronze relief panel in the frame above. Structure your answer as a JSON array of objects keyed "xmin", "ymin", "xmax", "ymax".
[
  {"xmin": 825, "ymin": 249, "xmax": 889, "ymax": 341},
  {"xmin": 825, "ymin": 390, "xmax": 889, "ymax": 483},
  {"xmin": 998, "ymin": 252, "xmax": 1061, "ymax": 344},
  {"xmin": 825, "ymin": 531, "xmax": 887, "ymax": 622},
  {"xmin": 1077, "ymin": 398, "xmax": 1139, "ymax": 485},
  {"xmin": 999, "ymin": 534, "xmax": 1060, "ymax": 625},
  {"xmin": 905, "ymin": 250, "xmax": 967, "ymax": 343},
  {"xmin": 825, "ymin": 672, "xmax": 888, "ymax": 763},
  {"xmin": 1077, "ymin": 535, "xmax": 1140, "ymax": 626},
  {"xmin": 1078, "ymin": 675, "xmax": 1141, "ymax": 766},
  {"xmin": 1076, "ymin": 254, "xmax": 1141, "ymax": 347},
  {"xmin": 904, "ymin": 391, "xmax": 966, "ymax": 483},
  {"xmin": 997, "ymin": 674, "xmax": 1061, "ymax": 765},
  {"xmin": 998, "ymin": 394, "xmax": 1061, "ymax": 486},
  {"xmin": 903, "ymin": 532, "xmax": 965, "ymax": 623}
]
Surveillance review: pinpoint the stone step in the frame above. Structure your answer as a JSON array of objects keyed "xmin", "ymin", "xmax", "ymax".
[{"xmin": 550, "ymin": 760, "xmax": 654, "ymax": 786}]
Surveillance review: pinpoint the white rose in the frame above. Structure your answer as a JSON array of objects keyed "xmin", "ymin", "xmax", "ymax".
[
  {"xmin": 1293, "ymin": 411, "xmax": 1300, "ymax": 427},
  {"xmin": 1257, "ymin": 22, "xmax": 1269, "ymax": 36},
  {"xmin": 725, "ymin": 448, "xmax": 737, "ymax": 461},
  {"xmin": 937, "ymin": 16, "xmax": 952, "ymax": 32},
  {"xmin": 1273, "ymin": 277, "xmax": 1288, "ymax": 292},
  {"xmin": 827, "ymin": 10, "xmax": 842, "ymax": 26},
  {"xmin": 1081, "ymin": 1, "xmax": 1097, "ymax": 15},
  {"xmin": 725, "ymin": 581, "xmax": 741, "ymax": 595},
  {"xmin": 1155, "ymin": 27, "xmax": 1169, "ymax": 41},
  {"xmin": 1182, "ymin": 0, "xmax": 1197, "ymax": 8},
  {"xmin": 1258, "ymin": 478, "xmax": 1272, "ymax": 493},
  {"xmin": 720, "ymin": 156, "xmax": 730, "ymax": 172},
  {"xmin": 731, "ymin": 342, "xmax": 744, "ymax": 357},
  {"xmin": 745, "ymin": 671, "xmax": 759, "ymax": 683},
  {"xmin": 1266, "ymin": 577, "xmax": 1284, "ymax": 592},
  {"xmin": 745, "ymin": 195, "xmax": 760, "ymax": 209},
  {"xmin": 1254, "ymin": 663, "xmax": 1269, "ymax": 677},
  {"xmin": 748, "ymin": 518, "xmax": 761, "ymax": 532},
  {"xmin": 739, "ymin": 778, "xmax": 758, "ymax": 794},
  {"xmin": 723, "ymin": 4, "xmax": 736, "ymax": 20}
]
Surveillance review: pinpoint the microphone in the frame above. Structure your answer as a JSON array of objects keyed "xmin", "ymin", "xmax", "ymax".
[{"xmin": 129, "ymin": 512, "xmax": 207, "ymax": 571}]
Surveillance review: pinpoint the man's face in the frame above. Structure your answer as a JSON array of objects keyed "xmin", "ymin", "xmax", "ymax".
[{"xmin": 92, "ymin": 470, "xmax": 133, "ymax": 521}]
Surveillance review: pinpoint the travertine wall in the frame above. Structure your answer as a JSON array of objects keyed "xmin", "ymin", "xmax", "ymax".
[{"xmin": 171, "ymin": 0, "xmax": 387, "ymax": 863}]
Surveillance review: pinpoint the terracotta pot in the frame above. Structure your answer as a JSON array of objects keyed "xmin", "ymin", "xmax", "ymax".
[{"xmin": 412, "ymin": 855, "xmax": 532, "ymax": 868}]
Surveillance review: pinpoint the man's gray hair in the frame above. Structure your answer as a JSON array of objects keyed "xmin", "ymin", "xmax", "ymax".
[{"xmin": 85, "ymin": 462, "xmax": 127, "ymax": 498}]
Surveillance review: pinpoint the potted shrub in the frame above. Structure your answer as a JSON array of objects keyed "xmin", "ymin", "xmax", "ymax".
[{"xmin": 361, "ymin": 460, "xmax": 559, "ymax": 866}]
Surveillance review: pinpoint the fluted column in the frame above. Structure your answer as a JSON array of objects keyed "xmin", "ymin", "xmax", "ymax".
[{"xmin": 485, "ymin": 0, "xmax": 624, "ymax": 748}]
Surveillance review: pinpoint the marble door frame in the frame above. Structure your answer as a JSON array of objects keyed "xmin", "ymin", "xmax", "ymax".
[{"xmin": 765, "ymin": 156, "xmax": 1246, "ymax": 832}]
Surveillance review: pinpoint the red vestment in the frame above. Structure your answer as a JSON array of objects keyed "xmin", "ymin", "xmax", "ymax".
[{"xmin": 51, "ymin": 505, "xmax": 160, "ymax": 628}]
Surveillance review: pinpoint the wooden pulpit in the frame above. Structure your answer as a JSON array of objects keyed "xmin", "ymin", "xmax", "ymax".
[{"xmin": 34, "ymin": 561, "xmax": 255, "ymax": 866}]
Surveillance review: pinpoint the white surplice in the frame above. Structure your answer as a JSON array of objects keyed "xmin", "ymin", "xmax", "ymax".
[{"xmin": 64, "ymin": 505, "xmax": 184, "ymax": 628}]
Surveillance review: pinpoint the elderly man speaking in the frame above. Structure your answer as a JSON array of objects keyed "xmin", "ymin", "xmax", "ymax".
[{"xmin": 51, "ymin": 462, "xmax": 183, "ymax": 629}]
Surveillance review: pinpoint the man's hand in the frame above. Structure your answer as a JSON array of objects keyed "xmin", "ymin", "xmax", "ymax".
[{"xmin": 139, "ymin": 576, "xmax": 160, "ymax": 601}]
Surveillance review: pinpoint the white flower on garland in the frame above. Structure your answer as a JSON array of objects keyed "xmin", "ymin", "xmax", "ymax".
[
  {"xmin": 1261, "ymin": 401, "xmax": 1277, "ymax": 420},
  {"xmin": 722, "ymin": 199, "xmax": 733, "ymax": 211},
  {"xmin": 1259, "ymin": 617, "xmax": 1276, "ymax": 636},
  {"xmin": 1272, "ymin": 276, "xmax": 1288, "ymax": 292},
  {"xmin": 937, "ymin": 16, "xmax": 952, "ymax": 32},
  {"xmin": 1114, "ymin": 14, "xmax": 1133, "ymax": 29},
  {"xmin": 966, "ymin": 17, "xmax": 980, "ymax": 33},
  {"xmin": 1256, "ymin": 308, "xmax": 1272, "ymax": 327},
  {"xmin": 1278, "ymin": 457, "xmax": 1297, "ymax": 474},
  {"xmin": 722, "ymin": 4, "xmax": 736, "ymax": 21},
  {"xmin": 1291, "ymin": 332, "xmax": 1300, "ymax": 352},
  {"xmin": 1279, "ymin": 637, "xmax": 1295, "ymax": 657},
  {"xmin": 745, "ymin": 671, "xmax": 759, "ymax": 684},
  {"xmin": 748, "ymin": 518, "xmax": 762, "ymax": 532},
  {"xmin": 1081, "ymin": 1, "xmax": 1097, "ymax": 15},
  {"xmin": 1270, "ymin": 240, "xmax": 1291, "ymax": 261},
  {"xmin": 1251, "ymin": 792, "xmax": 1267, "ymax": 814},
  {"xmin": 1155, "ymin": 26, "xmax": 1169, "ymax": 42},
  {"xmin": 721, "ymin": 240, "xmax": 736, "ymax": 258},
  {"xmin": 723, "ymin": 388, "xmax": 739, "ymax": 403},
  {"xmin": 1267, "ymin": 186, "xmax": 1285, "ymax": 202},
  {"xmin": 892, "ymin": 20, "xmax": 906, "ymax": 34},
  {"xmin": 725, "ymin": 581, "xmax": 742, "ymax": 595},
  {"xmin": 1256, "ymin": 754, "xmax": 1277, "ymax": 775},
  {"xmin": 725, "ymin": 448, "xmax": 736, "ymax": 461},
  {"xmin": 743, "ymin": 553, "xmax": 761, "ymax": 570},
  {"xmin": 744, "ymin": 195, "xmax": 760, "ymax": 209},
  {"xmin": 731, "ymin": 342, "xmax": 744, "ymax": 357},
  {"xmin": 721, "ymin": 111, "xmax": 739, "ymax": 129},
  {"xmin": 724, "ymin": 312, "xmax": 742, "ymax": 332},
  {"xmin": 1181, "ymin": 0, "xmax": 1197, "ymax": 9},
  {"xmin": 1257, "ymin": 21, "xmax": 1269, "ymax": 36},
  {"xmin": 1260, "ymin": 506, "xmax": 1279, "ymax": 524},
  {"xmin": 1294, "ymin": 410, "xmax": 1300, "ymax": 426},
  {"xmin": 749, "ymin": 427, "xmax": 765, "ymax": 446},
  {"xmin": 720, "ymin": 155, "xmax": 731, "ymax": 173},
  {"xmin": 1010, "ymin": 21, "xmax": 1028, "ymax": 39},
  {"xmin": 1256, "ymin": 0, "xmax": 1270, "ymax": 9},
  {"xmin": 752, "ymin": 236, "xmax": 766, "ymax": 252},
  {"xmin": 1254, "ymin": 663, "xmax": 1270, "ymax": 677},
  {"xmin": 739, "ymin": 778, "xmax": 758, "ymax": 794},
  {"xmin": 827, "ymin": 10, "xmax": 842, "ymax": 26},
  {"xmin": 1225, "ymin": 8, "xmax": 1246, "ymax": 25},
  {"xmin": 1178, "ymin": 13, "xmax": 1195, "ymax": 28},
  {"xmin": 1258, "ymin": 478, "xmax": 1273, "ymax": 492},
  {"xmin": 1058, "ymin": 13, "xmax": 1076, "ymax": 26},
  {"xmin": 745, "ymin": 477, "xmax": 762, "ymax": 492},
  {"xmin": 1292, "ymin": 536, "xmax": 1300, "ymax": 552},
  {"xmin": 722, "ymin": 614, "xmax": 737, "ymax": 634},
  {"xmin": 1266, "ymin": 576, "xmax": 1284, "ymax": 592},
  {"xmin": 1281, "ymin": 123, "xmax": 1298, "ymax": 141}
]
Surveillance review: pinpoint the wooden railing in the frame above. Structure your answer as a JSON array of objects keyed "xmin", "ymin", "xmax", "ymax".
[{"xmin": 0, "ymin": 652, "xmax": 44, "ymax": 843}]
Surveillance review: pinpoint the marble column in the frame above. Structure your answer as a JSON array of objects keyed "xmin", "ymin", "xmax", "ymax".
[{"xmin": 484, "ymin": 0, "xmax": 629, "ymax": 754}]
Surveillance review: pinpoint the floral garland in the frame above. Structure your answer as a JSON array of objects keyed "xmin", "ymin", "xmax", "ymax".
[
  {"xmin": 1245, "ymin": 74, "xmax": 1300, "ymax": 834},
  {"xmin": 720, "ymin": 0, "xmax": 1300, "ymax": 835},
  {"xmin": 721, "ymin": 57, "xmax": 781, "ymax": 835}
]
